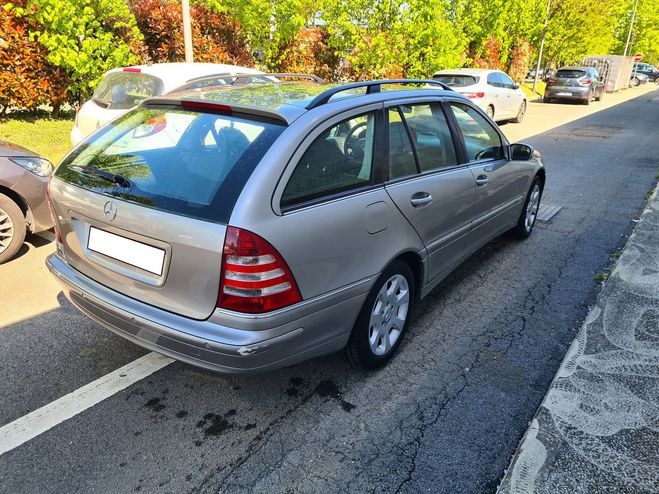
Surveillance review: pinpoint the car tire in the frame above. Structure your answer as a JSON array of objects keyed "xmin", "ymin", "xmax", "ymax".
[
  {"xmin": 543, "ymin": 96, "xmax": 552, "ymax": 103},
  {"xmin": 511, "ymin": 100, "xmax": 527, "ymax": 123},
  {"xmin": 343, "ymin": 260, "xmax": 415, "ymax": 369},
  {"xmin": 595, "ymin": 89, "xmax": 604, "ymax": 102},
  {"xmin": 582, "ymin": 94, "xmax": 591, "ymax": 105},
  {"xmin": 509, "ymin": 176, "xmax": 543, "ymax": 239},
  {"xmin": 486, "ymin": 105, "xmax": 495, "ymax": 120},
  {"xmin": 0, "ymin": 193, "xmax": 26, "ymax": 264},
  {"xmin": 630, "ymin": 77, "xmax": 639, "ymax": 87}
]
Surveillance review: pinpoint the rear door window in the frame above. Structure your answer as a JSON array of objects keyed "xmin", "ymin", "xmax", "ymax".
[
  {"xmin": 487, "ymin": 73, "xmax": 503, "ymax": 88},
  {"xmin": 499, "ymin": 73, "xmax": 515, "ymax": 89},
  {"xmin": 92, "ymin": 72, "xmax": 164, "ymax": 110},
  {"xmin": 397, "ymin": 103, "xmax": 458, "ymax": 173},
  {"xmin": 449, "ymin": 103, "xmax": 504, "ymax": 162},
  {"xmin": 281, "ymin": 112, "xmax": 375, "ymax": 208},
  {"xmin": 56, "ymin": 107, "xmax": 284, "ymax": 224}
]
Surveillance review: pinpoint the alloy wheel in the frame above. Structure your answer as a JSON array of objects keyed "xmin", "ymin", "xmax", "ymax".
[
  {"xmin": 368, "ymin": 274, "xmax": 410, "ymax": 356},
  {"xmin": 525, "ymin": 183, "xmax": 541, "ymax": 232},
  {"xmin": 0, "ymin": 207, "xmax": 15, "ymax": 255}
]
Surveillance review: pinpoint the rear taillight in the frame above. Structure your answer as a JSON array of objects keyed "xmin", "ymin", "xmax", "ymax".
[
  {"xmin": 123, "ymin": 67, "xmax": 141, "ymax": 73},
  {"xmin": 462, "ymin": 92, "xmax": 485, "ymax": 99},
  {"xmin": 547, "ymin": 79, "xmax": 556, "ymax": 84},
  {"xmin": 218, "ymin": 227, "xmax": 302, "ymax": 313},
  {"xmin": 47, "ymin": 176, "xmax": 62, "ymax": 243},
  {"xmin": 579, "ymin": 79, "xmax": 592, "ymax": 86}
]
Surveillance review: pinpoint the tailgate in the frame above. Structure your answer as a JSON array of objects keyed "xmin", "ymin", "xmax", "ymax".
[{"xmin": 50, "ymin": 181, "xmax": 225, "ymax": 320}]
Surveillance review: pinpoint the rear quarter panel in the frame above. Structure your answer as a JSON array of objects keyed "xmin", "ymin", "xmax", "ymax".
[{"xmin": 229, "ymin": 105, "xmax": 427, "ymax": 302}]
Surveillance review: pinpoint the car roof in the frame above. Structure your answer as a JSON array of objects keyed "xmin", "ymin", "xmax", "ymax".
[
  {"xmin": 146, "ymin": 80, "xmax": 462, "ymax": 125},
  {"xmin": 105, "ymin": 63, "xmax": 264, "ymax": 90},
  {"xmin": 557, "ymin": 66, "xmax": 593, "ymax": 71},
  {"xmin": 434, "ymin": 68, "xmax": 500, "ymax": 76}
]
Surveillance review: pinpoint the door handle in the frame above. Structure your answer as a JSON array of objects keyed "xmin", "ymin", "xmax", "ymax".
[
  {"xmin": 410, "ymin": 192, "xmax": 432, "ymax": 207},
  {"xmin": 476, "ymin": 174, "xmax": 489, "ymax": 186}
]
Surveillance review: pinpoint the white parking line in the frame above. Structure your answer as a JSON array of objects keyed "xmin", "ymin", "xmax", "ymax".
[{"xmin": 0, "ymin": 352, "xmax": 174, "ymax": 456}]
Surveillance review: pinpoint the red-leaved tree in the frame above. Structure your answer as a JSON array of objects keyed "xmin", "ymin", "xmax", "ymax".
[
  {"xmin": 130, "ymin": 0, "xmax": 253, "ymax": 66},
  {"xmin": 278, "ymin": 28, "xmax": 342, "ymax": 81},
  {"xmin": 0, "ymin": 1, "xmax": 69, "ymax": 115}
]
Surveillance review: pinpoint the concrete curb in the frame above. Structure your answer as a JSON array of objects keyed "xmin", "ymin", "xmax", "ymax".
[{"xmin": 497, "ymin": 184, "xmax": 659, "ymax": 494}]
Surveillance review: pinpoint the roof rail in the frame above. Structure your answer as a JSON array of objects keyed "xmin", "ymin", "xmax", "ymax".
[
  {"xmin": 305, "ymin": 79, "xmax": 452, "ymax": 110},
  {"xmin": 178, "ymin": 72, "xmax": 326, "ymax": 91}
]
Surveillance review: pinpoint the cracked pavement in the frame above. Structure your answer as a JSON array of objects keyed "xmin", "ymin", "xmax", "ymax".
[{"xmin": 1, "ymin": 87, "xmax": 658, "ymax": 493}]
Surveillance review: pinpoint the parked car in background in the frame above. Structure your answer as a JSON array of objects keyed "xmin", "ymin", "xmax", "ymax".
[
  {"xmin": 632, "ymin": 62, "xmax": 659, "ymax": 82},
  {"xmin": 544, "ymin": 67, "xmax": 605, "ymax": 105},
  {"xmin": 71, "ymin": 63, "xmax": 264, "ymax": 146},
  {"xmin": 432, "ymin": 69, "xmax": 527, "ymax": 123},
  {"xmin": 0, "ymin": 141, "xmax": 53, "ymax": 264},
  {"xmin": 630, "ymin": 71, "xmax": 649, "ymax": 87},
  {"xmin": 47, "ymin": 77, "xmax": 545, "ymax": 374}
]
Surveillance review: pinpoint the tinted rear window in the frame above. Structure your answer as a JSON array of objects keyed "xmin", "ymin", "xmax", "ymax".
[
  {"xmin": 56, "ymin": 107, "xmax": 284, "ymax": 224},
  {"xmin": 432, "ymin": 75, "xmax": 478, "ymax": 87},
  {"xmin": 555, "ymin": 70, "xmax": 587, "ymax": 79},
  {"xmin": 93, "ymin": 72, "xmax": 164, "ymax": 110}
]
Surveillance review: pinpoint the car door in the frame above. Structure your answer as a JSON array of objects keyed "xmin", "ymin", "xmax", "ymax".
[
  {"xmin": 382, "ymin": 99, "xmax": 476, "ymax": 282},
  {"xmin": 486, "ymin": 72, "xmax": 508, "ymax": 118},
  {"xmin": 447, "ymin": 100, "xmax": 526, "ymax": 247},
  {"xmin": 499, "ymin": 72, "xmax": 523, "ymax": 115}
]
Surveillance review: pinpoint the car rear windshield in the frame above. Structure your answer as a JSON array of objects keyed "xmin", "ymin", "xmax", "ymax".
[
  {"xmin": 555, "ymin": 70, "xmax": 587, "ymax": 79},
  {"xmin": 92, "ymin": 72, "xmax": 165, "ymax": 110},
  {"xmin": 56, "ymin": 106, "xmax": 285, "ymax": 224},
  {"xmin": 432, "ymin": 75, "xmax": 478, "ymax": 87}
]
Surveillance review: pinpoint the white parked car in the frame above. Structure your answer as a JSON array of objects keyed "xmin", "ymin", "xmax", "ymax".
[
  {"xmin": 71, "ymin": 63, "xmax": 264, "ymax": 146},
  {"xmin": 432, "ymin": 69, "xmax": 527, "ymax": 123}
]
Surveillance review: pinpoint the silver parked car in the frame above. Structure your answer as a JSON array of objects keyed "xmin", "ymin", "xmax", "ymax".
[
  {"xmin": 544, "ymin": 67, "xmax": 606, "ymax": 104},
  {"xmin": 47, "ymin": 77, "xmax": 545, "ymax": 374}
]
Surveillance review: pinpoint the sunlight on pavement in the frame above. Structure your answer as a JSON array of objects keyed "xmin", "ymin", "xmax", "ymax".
[
  {"xmin": 0, "ymin": 236, "xmax": 60, "ymax": 328},
  {"xmin": 501, "ymin": 84, "xmax": 658, "ymax": 144}
]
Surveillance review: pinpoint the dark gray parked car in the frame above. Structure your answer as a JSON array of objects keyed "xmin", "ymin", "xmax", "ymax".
[
  {"xmin": 47, "ymin": 77, "xmax": 545, "ymax": 373},
  {"xmin": 544, "ymin": 66, "xmax": 605, "ymax": 104},
  {"xmin": 0, "ymin": 141, "xmax": 53, "ymax": 263}
]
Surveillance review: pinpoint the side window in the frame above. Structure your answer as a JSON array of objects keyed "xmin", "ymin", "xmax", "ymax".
[
  {"xmin": 499, "ymin": 73, "xmax": 515, "ymax": 89},
  {"xmin": 487, "ymin": 73, "xmax": 502, "ymax": 87},
  {"xmin": 450, "ymin": 103, "xmax": 504, "ymax": 162},
  {"xmin": 281, "ymin": 112, "xmax": 375, "ymax": 207},
  {"xmin": 399, "ymin": 103, "xmax": 458, "ymax": 172},
  {"xmin": 388, "ymin": 109, "xmax": 417, "ymax": 179}
]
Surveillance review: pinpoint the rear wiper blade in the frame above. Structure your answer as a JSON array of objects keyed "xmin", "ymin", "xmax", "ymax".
[{"xmin": 70, "ymin": 165, "xmax": 131, "ymax": 188}]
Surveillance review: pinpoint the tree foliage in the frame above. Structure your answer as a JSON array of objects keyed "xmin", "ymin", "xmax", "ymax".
[
  {"xmin": 0, "ymin": 1, "xmax": 69, "ymax": 114},
  {"xmin": 23, "ymin": 0, "xmax": 144, "ymax": 102},
  {"xmin": 130, "ymin": 0, "xmax": 253, "ymax": 66}
]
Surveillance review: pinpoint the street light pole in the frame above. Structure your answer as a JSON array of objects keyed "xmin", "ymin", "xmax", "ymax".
[
  {"xmin": 623, "ymin": 0, "xmax": 638, "ymax": 57},
  {"xmin": 533, "ymin": 0, "xmax": 551, "ymax": 95},
  {"xmin": 181, "ymin": 0, "xmax": 194, "ymax": 63}
]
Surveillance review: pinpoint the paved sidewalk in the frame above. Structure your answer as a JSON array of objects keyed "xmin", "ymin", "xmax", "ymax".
[{"xmin": 498, "ymin": 187, "xmax": 659, "ymax": 494}]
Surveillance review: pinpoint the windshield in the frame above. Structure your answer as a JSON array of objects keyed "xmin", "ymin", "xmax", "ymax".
[
  {"xmin": 432, "ymin": 75, "xmax": 478, "ymax": 87},
  {"xmin": 555, "ymin": 70, "xmax": 587, "ymax": 79},
  {"xmin": 92, "ymin": 72, "xmax": 164, "ymax": 110},
  {"xmin": 56, "ymin": 107, "xmax": 285, "ymax": 224}
]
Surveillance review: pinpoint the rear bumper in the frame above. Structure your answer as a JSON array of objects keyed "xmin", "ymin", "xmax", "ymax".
[
  {"xmin": 545, "ymin": 87, "xmax": 590, "ymax": 100},
  {"xmin": 46, "ymin": 253, "xmax": 371, "ymax": 374}
]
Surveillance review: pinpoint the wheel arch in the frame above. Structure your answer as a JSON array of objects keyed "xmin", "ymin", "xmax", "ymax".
[
  {"xmin": 388, "ymin": 250, "xmax": 424, "ymax": 301},
  {"xmin": 0, "ymin": 185, "xmax": 32, "ymax": 232}
]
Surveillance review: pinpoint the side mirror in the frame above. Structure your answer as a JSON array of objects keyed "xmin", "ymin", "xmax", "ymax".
[
  {"xmin": 510, "ymin": 143, "xmax": 534, "ymax": 161},
  {"xmin": 513, "ymin": 83, "xmax": 520, "ymax": 89}
]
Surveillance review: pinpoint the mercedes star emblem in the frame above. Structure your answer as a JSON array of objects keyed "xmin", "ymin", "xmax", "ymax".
[{"xmin": 103, "ymin": 201, "xmax": 117, "ymax": 221}]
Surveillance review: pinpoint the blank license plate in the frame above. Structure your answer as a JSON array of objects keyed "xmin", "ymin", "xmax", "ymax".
[
  {"xmin": 88, "ymin": 227, "xmax": 165, "ymax": 275},
  {"xmin": 556, "ymin": 92, "xmax": 572, "ymax": 96}
]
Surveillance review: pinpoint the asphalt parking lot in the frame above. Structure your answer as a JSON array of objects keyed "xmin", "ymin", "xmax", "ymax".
[{"xmin": 1, "ymin": 85, "xmax": 658, "ymax": 493}]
